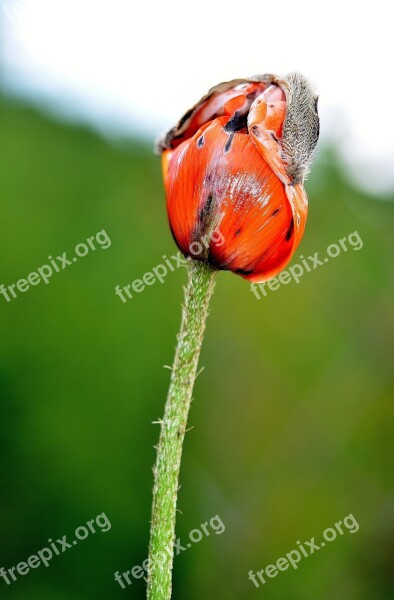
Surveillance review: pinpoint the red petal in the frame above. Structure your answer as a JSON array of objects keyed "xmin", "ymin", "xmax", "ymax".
[
  {"xmin": 164, "ymin": 117, "xmax": 295, "ymax": 273},
  {"xmin": 164, "ymin": 81, "xmax": 268, "ymax": 150}
]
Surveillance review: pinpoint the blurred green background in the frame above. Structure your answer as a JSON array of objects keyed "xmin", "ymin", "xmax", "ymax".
[{"xmin": 0, "ymin": 94, "xmax": 393, "ymax": 600}]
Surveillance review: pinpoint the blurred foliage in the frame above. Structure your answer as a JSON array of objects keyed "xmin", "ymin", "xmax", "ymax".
[{"xmin": 0, "ymin": 95, "xmax": 393, "ymax": 600}]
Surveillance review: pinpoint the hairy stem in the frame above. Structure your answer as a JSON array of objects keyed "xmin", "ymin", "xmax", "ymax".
[{"xmin": 147, "ymin": 260, "xmax": 216, "ymax": 600}]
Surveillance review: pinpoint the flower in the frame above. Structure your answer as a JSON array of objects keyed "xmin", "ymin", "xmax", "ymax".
[{"xmin": 158, "ymin": 73, "xmax": 319, "ymax": 282}]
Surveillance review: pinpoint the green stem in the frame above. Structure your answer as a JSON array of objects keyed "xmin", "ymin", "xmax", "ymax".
[{"xmin": 147, "ymin": 259, "xmax": 216, "ymax": 600}]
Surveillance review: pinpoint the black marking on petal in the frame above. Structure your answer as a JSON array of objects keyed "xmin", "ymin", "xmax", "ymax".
[
  {"xmin": 272, "ymin": 208, "xmax": 280, "ymax": 216},
  {"xmin": 224, "ymin": 111, "xmax": 248, "ymax": 132},
  {"xmin": 234, "ymin": 268, "xmax": 254, "ymax": 275},
  {"xmin": 199, "ymin": 194, "xmax": 214, "ymax": 223},
  {"xmin": 197, "ymin": 134, "xmax": 205, "ymax": 148},
  {"xmin": 207, "ymin": 253, "xmax": 230, "ymax": 271},
  {"xmin": 197, "ymin": 194, "xmax": 216, "ymax": 244},
  {"xmin": 224, "ymin": 132, "xmax": 235, "ymax": 153},
  {"xmin": 235, "ymin": 228, "xmax": 242, "ymax": 236},
  {"xmin": 178, "ymin": 108, "xmax": 194, "ymax": 129},
  {"xmin": 285, "ymin": 219, "xmax": 294, "ymax": 241}
]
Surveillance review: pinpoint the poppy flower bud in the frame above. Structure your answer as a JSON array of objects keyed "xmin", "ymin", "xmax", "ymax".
[{"xmin": 158, "ymin": 72, "xmax": 319, "ymax": 282}]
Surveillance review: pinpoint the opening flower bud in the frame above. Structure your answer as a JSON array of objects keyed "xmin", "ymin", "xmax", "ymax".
[{"xmin": 158, "ymin": 72, "xmax": 319, "ymax": 282}]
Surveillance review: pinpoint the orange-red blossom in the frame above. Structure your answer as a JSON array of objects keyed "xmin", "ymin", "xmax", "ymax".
[{"xmin": 158, "ymin": 73, "xmax": 319, "ymax": 282}]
